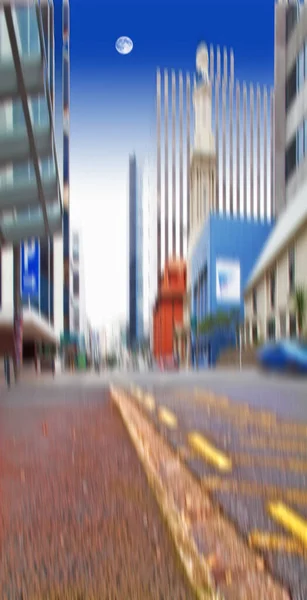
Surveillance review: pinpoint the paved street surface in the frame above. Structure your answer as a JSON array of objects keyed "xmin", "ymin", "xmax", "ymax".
[
  {"xmin": 113, "ymin": 368, "xmax": 307, "ymax": 600},
  {"xmin": 0, "ymin": 377, "xmax": 194, "ymax": 599}
]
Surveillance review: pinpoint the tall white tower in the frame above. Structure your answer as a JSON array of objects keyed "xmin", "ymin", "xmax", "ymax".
[{"xmin": 188, "ymin": 43, "xmax": 216, "ymax": 257}]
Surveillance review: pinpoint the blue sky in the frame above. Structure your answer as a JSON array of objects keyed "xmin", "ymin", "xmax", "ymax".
[{"xmin": 53, "ymin": 0, "xmax": 275, "ymax": 327}]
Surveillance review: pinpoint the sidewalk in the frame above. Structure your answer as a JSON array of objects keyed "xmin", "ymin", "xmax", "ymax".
[{"xmin": 0, "ymin": 382, "xmax": 193, "ymax": 599}]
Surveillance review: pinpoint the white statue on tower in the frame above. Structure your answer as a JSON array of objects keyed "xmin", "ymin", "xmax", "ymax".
[
  {"xmin": 196, "ymin": 43, "xmax": 209, "ymax": 84},
  {"xmin": 193, "ymin": 43, "xmax": 215, "ymax": 154}
]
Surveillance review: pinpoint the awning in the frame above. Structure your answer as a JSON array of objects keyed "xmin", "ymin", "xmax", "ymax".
[
  {"xmin": 0, "ymin": 2, "xmax": 62, "ymax": 245},
  {"xmin": 0, "ymin": 306, "xmax": 59, "ymax": 345}
]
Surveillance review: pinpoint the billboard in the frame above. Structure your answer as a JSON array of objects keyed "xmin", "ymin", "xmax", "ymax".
[
  {"xmin": 20, "ymin": 239, "xmax": 40, "ymax": 298},
  {"xmin": 216, "ymin": 259, "xmax": 240, "ymax": 303}
]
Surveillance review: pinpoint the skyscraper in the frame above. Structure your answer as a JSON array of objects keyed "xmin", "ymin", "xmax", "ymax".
[
  {"xmin": 62, "ymin": 0, "xmax": 70, "ymax": 334},
  {"xmin": 128, "ymin": 154, "xmax": 143, "ymax": 348},
  {"xmin": 11, "ymin": 2, "xmax": 57, "ymax": 326},
  {"xmin": 142, "ymin": 158, "xmax": 157, "ymax": 339},
  {"xmin": 0, "ymin": 1, "xmax": 62, "ymax": 364},
  {"xmin": 70, "ymin": 230, "xmax": 86, "ymax": 339}
]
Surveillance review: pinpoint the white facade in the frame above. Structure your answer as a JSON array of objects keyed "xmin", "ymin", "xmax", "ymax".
[
  {"xmin": 70, "ymin": 230, "xmax": 86, "ymax": 337},
  {"xmin": 244, "ymin": 1, "xmax": 307, "ymax": 343},
  {"xmin": 1, "ymin": 248, "xmax": 14, "ymax": 319},
  {"xmin": 100, "ymin": 320, "xmax": 127, "ymax": 358},
  {"xmin": 142, "ymin": 158, "xmax": 157, "ymax": 338},
  {"xmin": 244, "ymin": 194, "xmax": 307, "ymax": 343}
]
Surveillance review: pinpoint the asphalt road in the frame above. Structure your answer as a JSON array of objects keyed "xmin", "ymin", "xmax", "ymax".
[
  {"xmin": 113, "ymin": 367, "xmax": 307, "ymax": 421},
  {"xmin": 0, "ymin": 377, "xmax": 194, "ymax": 599},
  {"xmin": 112, "ymin": 368, "xmax": 307, "ymax": 600}
]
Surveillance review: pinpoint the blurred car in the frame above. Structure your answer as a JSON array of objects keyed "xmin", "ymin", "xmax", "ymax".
[{"xmin": 257, "ymin": 339, "xmax": 307, "ymax": 374}]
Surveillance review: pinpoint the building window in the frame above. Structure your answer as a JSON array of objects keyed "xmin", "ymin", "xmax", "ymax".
[
  {"xmin": 304, "ymin": 119, "xmax": 307, "ymax": 158},
  {"xmin": 15, "ymin": 6, "xmax": 40, "ymax": 58},
  {"xmin": 267, "ymin": 317, "xmax": 276, "ymax": 340},
  {"xmin": 280, "ymin": 312, "xmax": 287, "ymax": 338},
  {"xmin": 269, "ymin": 270, "xmax": 276, "ymax": 310},
  {"xmin": 286, "ymin": 5, "xmax": 299, "ymax": 41},
  {"xmin": 296, "ymin": 122, "xmax": 304, "ymax": 164},
  {"xmin": 252, "ymin": 323, "xmax": 258, "ymax": 344},
  {"xmin": 285, "ymin": 136, "xmax": 296, "ymax": 181},
  {"xmin": 73, "ymin": 309, "xmax": 80, "ymax": 332},
  {"xmin": 73, "ymin": 273, "xmax": 79, "ymax": 297},
  {"xmin": 288, "ymin": 246, "xmax": 295, "ymax": 294},
  {"xmin": 289, "ymin": 313, "xmax": 297, "ymax": 338},
  {"xmin": 286, "ymin": 64, "xmax": 297, "ymax": 110},
  {"xmin": 252, "ymin": 289, "xmax": 257, "ymax": 316},
  {"xmin": 297, "ymin": 47, "xmax": 305, "ymax": 92}
]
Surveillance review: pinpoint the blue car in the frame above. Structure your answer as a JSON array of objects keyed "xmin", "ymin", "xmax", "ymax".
[{"xmin": 257, "ymin": 339, "xmax": 307, "ymax": 374}]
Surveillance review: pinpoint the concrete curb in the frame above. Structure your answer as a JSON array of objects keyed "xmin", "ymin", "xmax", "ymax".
[{"xmin": 110, "ymin": 386, "xmax": 291, "ymax": 600}]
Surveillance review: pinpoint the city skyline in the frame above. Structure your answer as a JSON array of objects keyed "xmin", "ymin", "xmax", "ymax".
[{"xmin": 53, "ymin": 0, "xmax": 275, "ymax": 327}]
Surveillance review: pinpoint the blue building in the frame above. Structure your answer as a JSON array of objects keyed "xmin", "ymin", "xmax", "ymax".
[
  {"xmin": 190, "ymin": 214, "xmax": 274, "ymax": 366},
  {"xmin": 128, "ymin": 154, "xmax": 143, "ymax": 348}
]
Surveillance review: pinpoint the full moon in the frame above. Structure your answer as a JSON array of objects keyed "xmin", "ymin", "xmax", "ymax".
[{"xmin": 115, "ymin": 36, "xmax": 133, "ymax": 55}]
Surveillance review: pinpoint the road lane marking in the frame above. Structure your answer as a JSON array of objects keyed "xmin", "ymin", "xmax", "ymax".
[
  {"xmin": 268, "ymin": 502, "xmax": 307, "ymax": 548},
  {"xmin": 191, "ymin": 389, "xmax": 307, "ymax": 437},
  {"xmin": 233, "ymin": 452, "xmax": 307, "ymax": 473},
  {"xmin": 194, "ymin": 395, "xmax": 277, "ymax": 424},
  {"xmin": 194, "ymin": 389, "xmax": 230, "ymax": 407},
  {"xmin": 130, "ymin": 386, "xmax": 144, "ymax": 401},
  {"xmin": 201, "ymin": 476, "xmax": 307, "ymax": 505},
  {"xmin": 188, "ymin": 432, "xmax": 232, "ymax": 472},
  {"xmin": 130, "ymin": 384, "xmax": 140, "ymax": 397},
  {"xmin": 135, "ymin": 387, "xmax": 144, "ymax": 400},
  {"xmin": 241, "ymin": 436, "xmax": 307, "ymax": 454},
  {"xmin": 158, "ymin": 407, "xmax": 178, "ymax": 429},
  {"xmin": 156, "ymin": 392, "xmax": 307, "ymax": 444},
  {"xmin": 192, "ymin": 405, "xmax": 307, "ymax": 442},
  {"xmin": 248, "ymin": 531, "xmax": 305, "ymax": 555},
  {"xmin": 142, "ymin": 393, "xmax": 155, "ymax": 412}
]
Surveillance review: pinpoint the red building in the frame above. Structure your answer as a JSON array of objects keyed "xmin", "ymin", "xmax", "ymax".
[{"xmin": 153, "ymin": 259, "xmax": 187, "ymax": 362}]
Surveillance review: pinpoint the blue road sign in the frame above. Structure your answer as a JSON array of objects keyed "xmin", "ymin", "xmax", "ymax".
[{"xmin": 20, "ymin": 239, "xmax": 40, "ymax": 298}]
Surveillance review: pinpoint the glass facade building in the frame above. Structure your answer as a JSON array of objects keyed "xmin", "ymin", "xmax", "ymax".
[
  {"xmin": 63, "ymin": 0, "xmax": 70, "ymax": 334},
  {"xmin": 0, "ymin": 1, "xmax": 62, "ymax": 317},
  {"xmin": 128, "ymin": 154, "xmax": 143, "ymax": 348},
  {"xmin": 14, "ymin": 3, "xmax": 55, "ymax": 323}
]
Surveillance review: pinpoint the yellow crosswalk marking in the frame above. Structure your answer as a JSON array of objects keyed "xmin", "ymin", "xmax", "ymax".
[
  {"xmin": 158, "ymin": 407, "xmax": 177, "ymax": 428},
  {"xmin": 201, "ymin": 476, "xmax": 307, "ymax": 506},
  {"xmin": 268, "ymin": 502, "xmax": 307, "ymax": 548},
  {"xmin": 245, "ymin": 436, "xmax": 307, "ymax": 453},
  {"xmin": 188, "ymin": 432, "xmax": 232, "ymax": 472},
  {"xmin": 248, "ymin": 531, "xmax": 305, "ymax": 555},
  {"xmin": 234, "ymin": 452, "xmax": 307, "ymax": 473},
  {"xmin": 142, "ymin": 393, "xmax": 155, "ymax": 412}
]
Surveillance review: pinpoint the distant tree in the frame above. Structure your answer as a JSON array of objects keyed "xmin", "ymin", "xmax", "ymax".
[
  {"xmin": 293, "ymin": 286, "xmax": 307, "ymax": 336},
  {"xmin": 198, "ymin": 314, "xmax": 214, "ymax": 334},
  {"xmin": 199, "ymin": 310, "xmax": 235, "ymax": 335}
]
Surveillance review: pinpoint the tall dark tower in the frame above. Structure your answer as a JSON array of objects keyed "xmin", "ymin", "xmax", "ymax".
[{"xmin": 62, "ymin": 0, "xmax": 70, "ymax": 333}]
